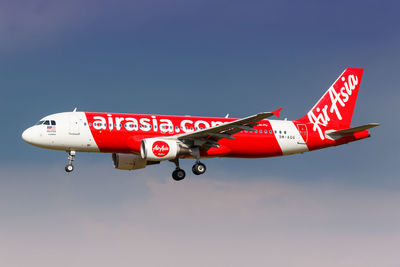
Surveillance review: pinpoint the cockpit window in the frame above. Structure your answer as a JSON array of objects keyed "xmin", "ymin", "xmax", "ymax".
[{"xmin": 35, "ymin": 120, "xmax": 55, "ymax": 125}]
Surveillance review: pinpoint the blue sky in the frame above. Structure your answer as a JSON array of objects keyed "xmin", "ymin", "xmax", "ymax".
[{"xmin": 1, "ymin": 0, "xmax": 400, "ymax": 266}]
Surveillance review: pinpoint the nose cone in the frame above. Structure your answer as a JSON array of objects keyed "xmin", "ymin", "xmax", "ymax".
[
  {"xmin": 22, "ymin": 126, "xmax": 54, "ymax": 149},
  {"xmin": 22, "ymin": 127, "xmax": 35, "ymax": 144}
]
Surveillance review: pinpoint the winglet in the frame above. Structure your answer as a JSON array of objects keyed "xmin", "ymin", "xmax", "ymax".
[{"xmin": 272, "ymin": 108, "xmax": 282, "ymax": 118}]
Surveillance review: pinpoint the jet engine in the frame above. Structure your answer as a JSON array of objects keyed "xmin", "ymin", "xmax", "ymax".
[
  {"xmin": 141, "ymin": 138, "xmax": 187, "ymax": 161},
  {"xmin": 112, "ymin": 153, "xmax": 147, "ymax": 170}
]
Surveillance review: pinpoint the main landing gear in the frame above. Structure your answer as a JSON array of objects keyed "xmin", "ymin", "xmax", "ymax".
[
  {"xmin": 190, "ymin": 147, "xmax": 206, "ymax": 176},
  {"xmin": 192, "ymin": 162, "xmax": 206, "ymax": 175},
  {"xmin": 170, "ymin": 158, "xmax": 207, "ymax": 181},
  {"xmin": 172, "ymin": 168, "xmax": 186, "ymax": 181},
  {"xmin": 171, "ymin": 158, "xmax": 185, "ymax": 181},
  {"xmin": 65, "ymin": 150, "xmax": 76, "ymax": 173}
]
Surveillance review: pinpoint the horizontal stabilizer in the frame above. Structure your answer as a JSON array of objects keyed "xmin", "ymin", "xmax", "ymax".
[{"xmin": 327, "ymin": 123, "xmax": 380, "ymax": 136}]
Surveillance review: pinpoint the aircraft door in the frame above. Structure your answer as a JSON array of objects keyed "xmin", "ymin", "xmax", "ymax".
[
  {"xmin": 296, "ymin": 124, "xmax": 308, "ymax": 143},
  {"xmin": 69, "ymin": 113, "xmax": 80, "ymax": 135}
]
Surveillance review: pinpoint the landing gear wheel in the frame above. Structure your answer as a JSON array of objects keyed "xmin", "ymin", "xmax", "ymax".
[
  {"xmin": 172, "ymin": 169, "xmax": 186, "ymax": 181},
  {"xmin": 65, "ymin": 164, "xmax": 74, "ymax": 173},
  {"xmin": 192, "ymin": 162, "xmax": 206, "ymax": 175},
  {"xmin": 65, "ymin": 150, "xmax": 76, "ymax": 173}
]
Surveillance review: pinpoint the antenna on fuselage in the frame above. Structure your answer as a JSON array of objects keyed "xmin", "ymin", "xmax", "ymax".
[
  {"xmin": 73, "ymin": 108, "xmax": 77, "ymax": 112},
  {"xmin": 225, "ymin": 114, "xmax": 230, "ymax": 118}
]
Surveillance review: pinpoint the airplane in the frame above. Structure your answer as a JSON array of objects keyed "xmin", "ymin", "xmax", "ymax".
[{"xmin": 22, "ymin": 68, "xmax": 379, "ymax": 181}]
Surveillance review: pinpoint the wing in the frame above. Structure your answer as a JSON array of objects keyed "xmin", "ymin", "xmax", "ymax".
[{"xmin": 176, "ymin": 108, "xmax": 282, "ymax": 150}]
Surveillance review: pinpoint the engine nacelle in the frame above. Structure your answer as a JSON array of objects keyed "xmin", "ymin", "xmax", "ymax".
[
  {"xmin": 141, "ymin": 138, "xmax": 182, "ymax": 161},
  {"xmin": 112, "ymin": 153, "xmax": 147, "ymax": 170}
]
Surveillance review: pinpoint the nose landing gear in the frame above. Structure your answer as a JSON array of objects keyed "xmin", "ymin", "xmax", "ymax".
[{"xmin": 65, "ymin": 150, "xmax": 76, "ymax": 173}]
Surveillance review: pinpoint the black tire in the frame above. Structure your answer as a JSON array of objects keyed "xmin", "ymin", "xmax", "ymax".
[
  {"xmin": 65, "ymin": 164, "xmax": 74, "ymax": 173},
  {"xmin": 192, "ymin": 162, "xmax": 206, "ymax": 175},
  {"xmin": 172, "ymin": 169, "xmax": 186, "ymax": 181}
]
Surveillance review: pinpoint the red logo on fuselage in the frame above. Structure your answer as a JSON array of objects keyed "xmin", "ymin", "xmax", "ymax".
[{"xmin": 152, "ymin": 141, "xmax": 170, "ymax": 157}]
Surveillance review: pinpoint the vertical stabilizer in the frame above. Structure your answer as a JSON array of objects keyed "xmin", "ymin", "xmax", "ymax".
[{"xmin": 297, "ymin": 68, "xmax": 364, "ymax": 139}]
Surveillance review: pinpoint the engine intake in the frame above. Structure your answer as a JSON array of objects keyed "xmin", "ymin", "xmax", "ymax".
[{"xmin": 141, "ymin": 138, "xmax": 185, "ymax": 161}]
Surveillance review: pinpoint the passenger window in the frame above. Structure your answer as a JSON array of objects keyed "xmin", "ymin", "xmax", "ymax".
[
  {"xmin": 269, "ymin": 130, "xmax": 272, "ymax": 134},
  {"xmin": 264, "ymin": 130, "xmax": 268, "ymax": 134},
  {"xmin": 284, "ymin": 131, "xmax": 287, "ymax": 134}
]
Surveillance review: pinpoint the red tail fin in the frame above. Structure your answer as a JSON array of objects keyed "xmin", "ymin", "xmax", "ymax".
[{"xmin": 297, "ymin": 68, "xmax": 364, "ymax": 139}]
